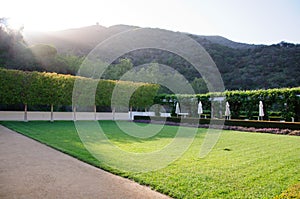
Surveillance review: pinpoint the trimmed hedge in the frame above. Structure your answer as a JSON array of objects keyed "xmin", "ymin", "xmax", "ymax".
[
  {"xmin": 134, "ymin": 116, "xmax": 300, "ymax": 130},
  {"xmin": 0, "ymin": 68, "xmax": 159, "ymax": 109},
  {"xmin": 154, "ymin": 87, "xmax": 300, "ymax": 121}
]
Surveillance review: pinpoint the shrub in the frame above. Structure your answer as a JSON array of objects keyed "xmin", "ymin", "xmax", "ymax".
[
  {"xmin": 155, "ymin": 87, "xmax": 300, "ymax": 121},
  {"xmin": 0, "ymin": 68, "xmax": 159, "ymax": 110},
  {"xmin": 133, "ymin": 116, "xmax": 300, "ymax": 132}
]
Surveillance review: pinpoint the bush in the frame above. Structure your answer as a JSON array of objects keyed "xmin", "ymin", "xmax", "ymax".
[
  {"xmin": 0, "ymin": 68, "xmax": 159, "ymax": 110},
  {"xmin": 133, "ymin": 116, "xmax": 300, "ymax": 131},
  {"xmin": 155, "ymin": 87, "xmax": 300, "ymax": 121}
]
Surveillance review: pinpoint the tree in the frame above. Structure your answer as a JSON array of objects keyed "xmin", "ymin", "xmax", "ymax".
[
  {"xmin": 191, "ymin": 77, "xmax": 208, "ymax": 94},
  {"xmin": 55, "ymin": 54, "xmax": 85, "ymax": 75},
  {"xmin": 102, "ymin": 58, "xmax": 133, "ymax": 80},
  {"xmin": 0, "ymin": 17, "xmax": 28, "ymax": 69},
  {"xmin": 29, "ymin": 44, "xmax": 57, "ymax": 58},
  {"xmin": 28, "ymin": 44, "xmax": 58, "ymax": 71}
]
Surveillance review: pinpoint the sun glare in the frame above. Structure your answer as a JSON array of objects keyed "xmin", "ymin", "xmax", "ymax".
[
  {"xmin": 7, "ymin": 18, "xmax": 24, "ymax": 30},
  {"xmin": 1, "ymin": 0, "xmax": 299, "ymax": 43}
]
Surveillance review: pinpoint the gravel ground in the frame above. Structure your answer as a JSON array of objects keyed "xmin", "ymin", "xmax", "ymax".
[{"xmin": 0, "ymin": 125, "xmax": 170, "ymax": 199}]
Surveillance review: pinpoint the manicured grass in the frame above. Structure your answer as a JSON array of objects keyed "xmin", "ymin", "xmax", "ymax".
[{"xmin": 1, "ymin": 121, "xmax": 300, "ymax": 198}]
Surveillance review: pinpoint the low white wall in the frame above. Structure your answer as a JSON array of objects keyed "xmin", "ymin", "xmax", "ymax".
[
  {"xmin": 0, "ymin": 111, "xmax": 130, "ymax": 121},
  {"xmin": 130, "ymin": 111, "xmax": 155, "ymax": 120}
]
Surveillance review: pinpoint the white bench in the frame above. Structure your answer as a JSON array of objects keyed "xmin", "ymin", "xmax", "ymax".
[
  {"xmin": 130, "ymin": 111, "xmax": 155, "ymax": 120},
  {"xmin": 160, "ymin": 112, "xmax": 171, "ymax": 117},
  {"xmin": 177, "ymin": 113, "xmax": 189, "ymax": 118}
]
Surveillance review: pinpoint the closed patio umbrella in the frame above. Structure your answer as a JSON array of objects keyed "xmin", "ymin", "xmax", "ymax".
[
  {"xmin": 225, "ymin": 101, "xmax": 231, "ymax": 119},
  {"xmin": 198, "ymin": 101, "xmax": 203, "ymax": 118},
  {"xmin": 259, "ymin": 101, "xmax": 264, "ymax": 120},
  {"xmin": 175, "ymin": 102, "xmax": 180, "ymax": 117}
]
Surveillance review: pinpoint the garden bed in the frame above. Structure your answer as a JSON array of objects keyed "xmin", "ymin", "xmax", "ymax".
[{"xmin": 134, "ymin": 116, "xmax": 300, "ymax": 135}]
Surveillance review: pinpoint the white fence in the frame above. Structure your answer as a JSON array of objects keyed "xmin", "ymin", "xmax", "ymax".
[
  {"xmin": 0, "ymin": 111, "xmax": 174, "ymax": 121},
  {"xmin": 0, "ymin": 111, "xmax": 129, "ymax": 121}
]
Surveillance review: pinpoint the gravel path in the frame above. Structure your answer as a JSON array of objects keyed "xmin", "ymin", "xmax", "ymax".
[{"xmin": 0, "ymin": 125, "xmax": 171, "ymax": 199}]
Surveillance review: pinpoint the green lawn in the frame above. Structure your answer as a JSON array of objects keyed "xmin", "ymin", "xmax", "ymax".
[{"xmin": 1, "ymin": 121, "xmax": 300, "ymax": 198}]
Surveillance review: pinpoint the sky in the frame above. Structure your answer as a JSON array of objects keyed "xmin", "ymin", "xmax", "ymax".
[{"xmin": 1, "ymin": 0, "xmax": 300, "ymax": 44}]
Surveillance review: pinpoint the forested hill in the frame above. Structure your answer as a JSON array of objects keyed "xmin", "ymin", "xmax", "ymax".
[
  {"xmin": 2, "ymin": 22, "xmax": 300, "ymax": 91},
  {"xmin": 24, "ymin": 25, "xmax": 139, "ymax": 56},
  {"xmin": 24, "ymin": 24, "xmax": 259, "ymax": 55}
]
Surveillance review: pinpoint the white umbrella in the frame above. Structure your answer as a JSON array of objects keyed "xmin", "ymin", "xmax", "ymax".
[
  {"xmin": 225, "ymin": 101, "xmax": 231, "ymax": 119},
  {"xmin": 198, "ymin": 101, "xmax": 203, "ymax": 118},
  {"xmin": 175, "ymin": 102, "xmax": 180, "ymax": 116},
  {"xmin": 259, "ymin": 101, "xmax": 264, "ymax": 120}
]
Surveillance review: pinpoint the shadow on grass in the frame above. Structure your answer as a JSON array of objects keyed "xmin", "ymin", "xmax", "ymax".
[{"xmin": 99, "ymin": 120, "xmax": 207, "ymax": 143}]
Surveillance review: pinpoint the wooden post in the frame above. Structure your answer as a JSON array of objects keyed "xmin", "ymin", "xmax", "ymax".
[
  {"xmin": 112, "ymin": 107, "xmax": 115, "ymax": 120},
  {"xmin": 130, "ymin": 106, "xmax": 132, "ymax": 120},
  {"xmin": 73, "ymin": 106, "xmax": 76, "ymax": 121},
  {"xmin": 50, "ymin": 104, "xmax": 54, "ymax": 122},
  {"xmin": 24, "ymin": 104, "xmax": 28, "ymax": 122},
  {"xmin": 219, "ymin": 101, "xmax": 223, "ymax": 119},
  {"xmin": 94, "ymin": 105, "xmax": 97, "ymax": 121}
]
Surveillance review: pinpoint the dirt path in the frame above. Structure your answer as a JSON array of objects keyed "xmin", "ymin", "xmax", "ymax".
[{"xmin": 0, "ymin": 125, "xmax": 171, "ymax": 199}]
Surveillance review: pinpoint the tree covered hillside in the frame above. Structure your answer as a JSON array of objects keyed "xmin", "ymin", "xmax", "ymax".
[{"xmin": 1, "ymin": 21, "xmax": 300, "ymax": 92}]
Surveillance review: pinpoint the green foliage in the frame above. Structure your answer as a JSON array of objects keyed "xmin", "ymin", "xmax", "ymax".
[
  {"xmin": 224, "ymin": 88, "xmax": 300, "ymax": 121},
  {"xmin": 0, "ymin": 18, "xmax": 30, "ymax": 69},
  {"xmin": 131, "ymin": 83, "xmax": 160, "ymax": 110},
  {"xmin": 0, "ymin": 69, "xmax": 25, "ymax": 104},
  {"xmin": 29, "ymin": 44, "xmax": 57, "ymax": 58},
  {"xmin": 121, "ymin": 62, "xmax": 194, "ymax": 95},
  {"xmin": 194, "ymin": 40, "xmax": 300, "ymax": 90},
  {"xmin": 134, "ymin": 116, "xmax": 300, "ymax": 130},
  {"xmin": 2, "ymin": 121, "xmax": 300, "ymax": 199},
  {"xmin": 102, "ymin": 58, "xmax": 133, "ymax": 80},
  {"xmin": 191, "ymin": 77, "xmax": 208, "ymax": 94},
  {"xmin": 2, "ymin": 23, "xmax": 300, "ymax": 91},
  {"xmin": 0, "ymin": 19, "xmax": 85, "ymax": 75},
  {"xmin": 156, "ymin": 87, "xmax": 300, "ymax": 121},
  {"xmin": 0, "ymin": 68, "xmax": 159, "ymax": 109},
  {"xmin": 95, "ymin": 79, "xmax": 116, "ymax": 107},
  {"xmin": 120, "ymin": 41, "xmax": 300, "ymax": 90},
  {"xmin": 55, "ymin": 54, "xmax": 85, "ymax": 74}
]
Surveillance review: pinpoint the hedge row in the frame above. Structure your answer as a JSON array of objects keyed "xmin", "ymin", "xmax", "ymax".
[
  {"xmin": 133, "ymin": 116, "xmax": 300, "ymax": 130},
  {"xmin": 0, "ymin": 68, "xmax": 159, "ymax": 109},
  {"xmin": 154, "ymin": 87, "xmax": 300, "ymax": 121}
]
